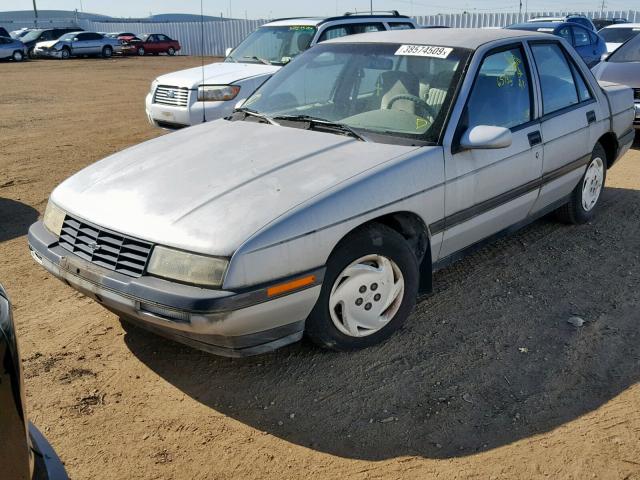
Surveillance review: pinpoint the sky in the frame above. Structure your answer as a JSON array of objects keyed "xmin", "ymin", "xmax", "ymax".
[{"xmin": 2, "ymin": 0, "xmax": 638, "ymax": 19}]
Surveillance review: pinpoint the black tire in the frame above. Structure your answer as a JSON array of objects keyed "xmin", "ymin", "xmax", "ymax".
[
  {"xmin": 102, "ymin": 45, "xmax": 113, "ymax": 58},
  {"xmin": 556, "ymin": 143, "xmax": 607, "ymax": 224},
  {"xmin": 137, "ymin": 46, "xmax": 145, "ymax": 56},
  {"xmin": 12, "ymin": 50, "xmax": 24, "ymax": 62},
  {"xmin": 60, "ymin": 47, "xmax": 70, "ymax": 60},
  {"xmin": 306, "ymin": 223, "xmax": 419, "ymax": 351},
  {"xmin": 167, "ymin": 47, "xmax": 176, "ymax": 56}
]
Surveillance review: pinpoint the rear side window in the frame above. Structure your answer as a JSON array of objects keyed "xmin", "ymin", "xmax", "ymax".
[
  {"xmin": 318, "ymin": 26, "xmax": 348, "ymax": 42},
  {"xmin": 388, "ymin": 22, "xmax": 415, "ymax": 30},
  {"xmin": 351, "ymin": 23, "xmax": 385, "ymax": 34},
  {"xmin": 466, "ymin": 46, "xmax": 532, "ymax": 129},
  {"xmin": 569, "ymin": 61, "xmax": 592, "ymax": 102},
  {"xmin": 572, "ymin": 26, "xmax": 591, "ymax": 46},
  {"xmin": 531, "ymin": 43, "xmax": 579, "ymax": 114}
]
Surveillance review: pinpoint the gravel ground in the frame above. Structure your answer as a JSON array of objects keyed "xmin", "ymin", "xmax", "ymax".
[{"xmin": 1, "ymin": 56, "xmax": 639, "ymax": 480}]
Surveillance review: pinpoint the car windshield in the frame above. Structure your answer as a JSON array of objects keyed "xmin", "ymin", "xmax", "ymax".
[
  {"xmin": 139, "ymin": 34, "xmax": 151, "ymax": 41},
  {"xmin": 240, "ymin": 42, "xmax": 470, "ymax": 144},
  {"xmin": 20, "ymin": 30, "xmax": 44, "ymax": 42},
  {"xmin": 225, "ymin": 25, "xmax": 317, "ymax": 66},
  {"xmin": 608, "ymin": 33, "xmax": 640, "ymax": 62},
  {"xmin": 599, "ymin": 27, "xmax": 640, "ymax": 44}
]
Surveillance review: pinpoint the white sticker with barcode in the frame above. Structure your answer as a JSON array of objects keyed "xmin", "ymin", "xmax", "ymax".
[{"xmin": 395, "ymin": 44, "xmax": 453, "ymax": 58}]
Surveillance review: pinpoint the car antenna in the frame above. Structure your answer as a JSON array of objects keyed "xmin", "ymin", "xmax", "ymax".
[{"xmin": 201, "ymin": 0, "xmax": 206, "ymax": 123}]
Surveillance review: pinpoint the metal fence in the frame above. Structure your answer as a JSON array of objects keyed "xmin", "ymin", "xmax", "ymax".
[{"xmin": 2, "ymin": 10, "xmax": 639, "ymax": 56}]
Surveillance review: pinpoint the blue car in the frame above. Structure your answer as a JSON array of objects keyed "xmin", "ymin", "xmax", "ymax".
[
  {"xmin": 506, "ymin": 22, "xmax": 607, "ymax": 67},
  {"xmin": 0, "ymin": 36, "xmax": 27, "ymax": 61}
]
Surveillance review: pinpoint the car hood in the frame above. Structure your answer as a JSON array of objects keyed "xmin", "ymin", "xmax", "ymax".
[
  {"xmin": 592, "ymin": 61, "xmax": 640, "ymax": 88},
  {"xmin": 35, "ymin": 40, "xmax": 59, "ymax": 48},
  {"xmin": 51, "ymin": 120, "xmax": 419, "ymax": 256},
  {"xmin": 154, "ymin": 62, "xmax": 280, "ymax": 90}
]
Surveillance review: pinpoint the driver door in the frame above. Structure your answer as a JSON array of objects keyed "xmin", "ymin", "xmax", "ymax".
[{"xmin": 439, "ymin": 43, "xmax": 543, "ymax": 259}]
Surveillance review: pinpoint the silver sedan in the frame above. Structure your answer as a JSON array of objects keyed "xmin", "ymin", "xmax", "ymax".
[
  {"xmin": 0, "ymin": 36, "xmax": 27, "ymax": 61},
  {"xmin": 29, "ymin": 29, "xmax": 635, "ymax": 357},
  {"xmin": 33, "ymin": 31, "xmax": 121, "ymax": 59}
]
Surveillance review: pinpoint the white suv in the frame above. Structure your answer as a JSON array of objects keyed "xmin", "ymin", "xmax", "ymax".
[{"xmin": 145, "ymin": 12, "xmax": 416, "ymax": 129}]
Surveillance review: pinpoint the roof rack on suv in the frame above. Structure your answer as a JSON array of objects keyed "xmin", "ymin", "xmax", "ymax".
[{"xmin": 344, "ymin": 10, "xmax": 401, "ymax": 16}]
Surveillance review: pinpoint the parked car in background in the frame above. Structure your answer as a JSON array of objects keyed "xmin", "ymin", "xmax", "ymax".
[
  {"xmin": 0, "ymin": 284, "xmax": 68, "ymax": 479},
  {"xmin": 10, "ymin": 28, "xmax": 33, "ymax": 39},
  {"xmin": 121, "ymin": 33, "xmax": 181, "ymax": 56},
  {"xmin": 16, "ymin": 28, "xmax": 82, "ymax": 57},
  {"xmin": 30, "ymin": 29, "xmax": 634, "ymax": 357},
  {"xmin": 145, "ymin": 11, "xmax": 417, "ymax": 129},
  {"xmin": 592, "ymin": 33, "xmax": 640, "ymax": 129},
  {"xmin": 506, "ymin": 21, "xmax": 606, "ymax": 67},
  {"xmin": 34, "ymin": 31, "xmax": 121, "ymax": 59},
  {"xmin": 528, "ymin": 14, "xmax": 597, "ymax": 31},
  {"xmin": 0, "ymin": 27, "xmax": 10, "ymax": 37},
  {"xmin": 0, "ymin": 36, "xmax": 27, "ymax": 61},
  {"xmin": 592, "ymin": 17, "xmax": 628, "ymax": 30},
  {"xmin": 104, "ymin": 31, "xmax": 137, "ymax": 41},
  {"xmin": 598, "ymin": 23, "xmax": 640, "ymax": 52}
]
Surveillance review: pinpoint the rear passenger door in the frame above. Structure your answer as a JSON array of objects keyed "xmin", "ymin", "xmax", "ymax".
[
  {"xmin": 528, "ymin": 40, "xmax": 596, "ymax": 214},
  {"xmin": 440, "ymin": 43, "xmax": 543, "ymax": 258}
]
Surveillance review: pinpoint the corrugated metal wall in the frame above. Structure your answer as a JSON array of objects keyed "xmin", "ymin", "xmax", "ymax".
[{"xmin": 3, "ymin": 10, "xmax": 638, "ymax": 56}]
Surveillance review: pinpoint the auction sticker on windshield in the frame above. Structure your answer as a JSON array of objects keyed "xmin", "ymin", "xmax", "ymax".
[{"xmin": 395, "ymin": 45, "xmax": 453, "ymax": 58}]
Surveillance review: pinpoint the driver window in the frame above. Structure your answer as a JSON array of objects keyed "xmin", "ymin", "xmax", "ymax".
[{"xmin": 466, "ymin": 46, "xmax": 532, "ymax": 129}]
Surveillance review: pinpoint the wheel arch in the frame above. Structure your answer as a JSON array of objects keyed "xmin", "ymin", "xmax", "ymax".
[
  {"xmin": 597, "ymin": 132, "xmax": 618, "ymax": 169},
  {"xmin": 333, "ymin": 211, "xmax": 433, "ymax": 294}
]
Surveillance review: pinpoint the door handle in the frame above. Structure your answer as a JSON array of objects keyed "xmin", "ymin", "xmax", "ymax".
[
  {"xmin": 528, "ymin": 131, "xmax": 542, "ymax": 147},
  {"xmin": 586, "ymin": 110, "xmax": 596, "ymax": 124}
]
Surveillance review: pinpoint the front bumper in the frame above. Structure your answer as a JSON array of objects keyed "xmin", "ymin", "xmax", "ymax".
[
  {"xmin": 29, "ymin": 422, "xmax": 68, "ymax": 480},
  {"xmin": 33, "ymin": 47, "xmax": 62, "ymax": 58},
  {"xmin": 145, "ymin": 91, "xmax": 236, "ymax": 129},
  {"xmin": 28, "ymin": 221, "xmax": 323, "ymax": 357}
]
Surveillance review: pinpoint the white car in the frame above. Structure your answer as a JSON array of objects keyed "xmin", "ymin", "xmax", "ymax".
[
  {"xmin": 598, "ymin": 23, "xmax": 640, "ymax": 52},
  {"xmin": 145, "ymin": 12, "xmax": 417, "ymax": 129}
]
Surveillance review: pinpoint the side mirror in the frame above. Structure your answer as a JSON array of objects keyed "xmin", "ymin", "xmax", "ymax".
[
  {"xmin": 225, "ymin": 47, "xmax": 233, "ymax": 57},
  {"xmin": 460, "ymin": 125, "xmax": 512, "ymax": 150},
  {"xmin": 234, "ymin": 99, "xmax": 245, "ymax": 110},
  {"xmin": 72, "ymin": 37, "xmax": 79, "ymax": 42}
]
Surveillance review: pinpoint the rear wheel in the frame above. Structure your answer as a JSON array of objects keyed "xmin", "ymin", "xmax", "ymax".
[
  {"xmin": 556, "ymin": 143, "xmax": 607, "ymax": 224},
  {"xmin": 12, "ymin": 50, "xmax": 24, "ymax": 61},
  {"xmin": 306, "ymin": 224, "xmax": 419, "ymax": 351},
  {"xmin": 167, "ymin": 47, "xmax": 176, "ymax": 56},
  {"xmin": 102, "ymin": 45, "xmax": 113, "ymax": 58}
]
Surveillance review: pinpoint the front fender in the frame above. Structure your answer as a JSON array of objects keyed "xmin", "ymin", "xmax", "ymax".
[{"xmin": 223, "ymin": 146, "xmax": 445, "ymax": 290}]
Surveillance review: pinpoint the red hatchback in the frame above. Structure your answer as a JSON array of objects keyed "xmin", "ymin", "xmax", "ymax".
[{"xmin": 122, "ymin": 33, "xmax": 181, "ymax": 56}]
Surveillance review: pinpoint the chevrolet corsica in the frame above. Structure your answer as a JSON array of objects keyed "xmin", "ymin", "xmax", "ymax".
[{"xmin": 29, "ymin": 29, "xmax": 635, "ymax": 357}]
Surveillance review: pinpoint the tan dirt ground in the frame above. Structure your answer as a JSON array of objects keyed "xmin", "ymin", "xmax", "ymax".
[{"xmin": 1, "ymin": 56, "xmax": 639, "ymax": 480}]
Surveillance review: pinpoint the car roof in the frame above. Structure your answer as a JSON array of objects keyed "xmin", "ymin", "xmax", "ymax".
[
  {"xmin": 601, "ymin": 23, "xmax": 640, "ymax": 29},
  {"xmin": 508, "ymin": 22, "xmax": 566, "ymax": 30},
  {"xmin": 326, "ymin": 27, "xmax": 549, "ymax": 49},
  {"xmin": 265, "ymin": 14, "xmax": 413, "ymax": 28}
]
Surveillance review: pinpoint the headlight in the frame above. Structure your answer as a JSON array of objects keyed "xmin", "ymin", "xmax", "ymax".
[
  {"xmin": 147, "ymin": 246, "xmax": 228, "ymax": 288},
  {"xmin": 197, "ymin": 85, "xmax": 240, "ymax": 102},
  {"xmin": 43, "ymin": 200, "xmax": 66, "ymax": 236}
]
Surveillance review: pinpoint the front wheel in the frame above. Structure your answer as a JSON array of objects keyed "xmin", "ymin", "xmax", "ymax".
[
  {"xmin": 306, "ymin": 224, "xmax": 419, "ymax": 351},
  {"xmin": 137, "ymin": 46, "xmax": 145, "ymax": 56},
  {"xmin": 60, "ymin": 47, "xmax": 70, "ymax": 60},
  {"xmin": 556, "ymin": 143, "xmax": 607, "ymax": 224}
]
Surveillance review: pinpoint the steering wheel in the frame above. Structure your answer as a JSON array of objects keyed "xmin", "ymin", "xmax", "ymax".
[{"xmin": 385, "ymin": 94, "xmax": 436, "ymax": 121}]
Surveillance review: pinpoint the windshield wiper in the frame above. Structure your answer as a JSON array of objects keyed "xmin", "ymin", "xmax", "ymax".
[
  {"xmin": 273, "ymin": 115, "xmax": 367, "ymax": 142},
  {"xmin": 234, "ymin": 107, "xmax": 279, "ymax": 125},
  {"xmin": 243, "ymin": 55, "xmax": 271, "ymax": 65}
]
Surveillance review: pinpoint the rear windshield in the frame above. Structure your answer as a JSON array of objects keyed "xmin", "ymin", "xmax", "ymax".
[
  {"xmin": 608, "ymin": 33, "xmax": 640, "ymax": 62},
  {"xmin": 599, "ymin": 27, "xmax": 640, "ymax": 44}
]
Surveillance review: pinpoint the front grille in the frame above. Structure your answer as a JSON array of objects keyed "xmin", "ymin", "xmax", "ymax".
[
  {"xmin": 153, "ymin": 85, "xmax": 189, "ymax": 107},
  {"xmin": 59, "ymin": 215, "xmax": 153, "ymax": 277}
]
